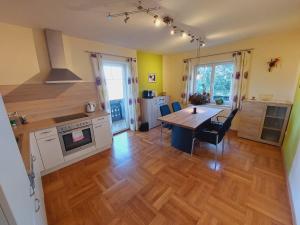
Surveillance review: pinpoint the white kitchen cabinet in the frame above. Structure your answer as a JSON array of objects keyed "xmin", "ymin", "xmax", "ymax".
[
  {"xmin": 30, "ymin": 134, "xmax": 48, "ymax": 225},
  {"xmin": 36, "ymin": 135, "xmax": 64, "ymax": 170},
  {"xmin": 30, "ymin": 133, "xmax": 45, "ymax": 172},
  {"xmin": 141, "ymin": 96, "xmax": 170, "ymax": 129},
  {"xmin": 92, "ymin": 116, "xmax": 112, "ymax": 150}
]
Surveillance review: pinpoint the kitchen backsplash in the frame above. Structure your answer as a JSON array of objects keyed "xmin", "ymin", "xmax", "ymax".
[{"xmin": 0, "ymin": 82, "xmax": 98, "ymax": 122}]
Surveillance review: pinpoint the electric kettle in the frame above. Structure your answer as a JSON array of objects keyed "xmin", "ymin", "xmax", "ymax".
[{"xmin": 86, "ymin": 102, "xmax": 96, "ymax": 113}]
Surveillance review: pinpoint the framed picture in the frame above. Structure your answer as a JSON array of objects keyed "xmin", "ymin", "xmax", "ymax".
[{"xmin": 148, "ymin": 73, "xmax": 156, "ymax": 83}]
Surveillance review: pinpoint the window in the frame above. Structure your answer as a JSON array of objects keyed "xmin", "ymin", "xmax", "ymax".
[
  {"xmin": 103, "ymin": 63, "xmax": 126, "ymax": 100},
  {"xmin": 194, "ymin": 62, "xmax": 234, "ymax": 104}
]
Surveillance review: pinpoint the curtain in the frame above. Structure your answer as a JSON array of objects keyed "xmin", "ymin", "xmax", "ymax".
[
  {"xmin": 181, "ymin": 59, "xmax": 194, "ymax": 105},
  {"xmin": 90, "ymin": 54, "xmax": 110, "ymax": 113},
  {"xmin": 232, "ymin": 51, "xmax": 252, "ymax": 109},
  {"xmin": 127, "ymin": 58, "xmax": 141, "ymax": 131}
]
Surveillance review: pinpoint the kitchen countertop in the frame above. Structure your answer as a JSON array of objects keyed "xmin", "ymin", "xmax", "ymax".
[{"xmin": 13, "ymin": 111, "xmax": 109, "ymax": 174}]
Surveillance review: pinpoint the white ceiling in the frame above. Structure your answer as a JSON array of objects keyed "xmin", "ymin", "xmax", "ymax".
[{"xmin": 0, "ymin": 0, "xmax": 300, "ymax": 53}]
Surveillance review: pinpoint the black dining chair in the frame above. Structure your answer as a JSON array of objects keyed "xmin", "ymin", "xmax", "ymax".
[
  {"xmin": 212, "ymin": 108, "xmax": 238, "ymax": 143},
  {"xmin": 159, "ymin": 105, "xmax": 172, "ymax": 128},
  {"xmin": 171, "ymin": 101, "xmax": 182, "ymax": 112},
  {"xmin": 159, "ymin": 104, "xmax": 172, "ymax": 140},
  {"xmin": 192, "ymin": 115, "xmax": 232, "ymax": 170}
]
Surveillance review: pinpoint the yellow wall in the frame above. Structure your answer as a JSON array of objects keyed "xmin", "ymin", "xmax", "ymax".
[
  {"xmin": 0, "ymin": 23, "xmax": 40, "ymax": 85},
  {"xmin": 0, "ymin": 22, "xmax": 137, "ymax": 86},
  {"xmin": 163, "ymin": 31, "xmax": 300, "ymax": 104},
  {"xmin": 137, "ymin": 51, "xmax": 163, "ymax": 97}
]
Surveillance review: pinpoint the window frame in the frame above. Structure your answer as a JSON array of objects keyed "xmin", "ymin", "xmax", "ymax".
[{"xmin": 194, "ymin": 60, "xmax": 234, "ymax": 106}]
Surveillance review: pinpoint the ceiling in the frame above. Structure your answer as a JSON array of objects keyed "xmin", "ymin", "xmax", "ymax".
[{"xmin": 0, "ymin": 0, "xmax": 300, "ymax": 53}]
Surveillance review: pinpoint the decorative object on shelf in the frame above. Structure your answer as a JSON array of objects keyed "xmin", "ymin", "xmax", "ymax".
[
  {"xmin": 189, "ymin": 92, "xmax": 210, "ymax": 105},
  {"xmin": 215, "ymin": 98, "xmax": 224, "ymax": 105},
  {"xmin": 148, "ymin": 73, "xmax": 156, "ymax": 83},
  {"xmin": 106, "ymin": 1, "xmax": 205, "ymax": 45},
  {"xmin": 267, "ymin": 57, "xmax": 280, "ymax": 72}
]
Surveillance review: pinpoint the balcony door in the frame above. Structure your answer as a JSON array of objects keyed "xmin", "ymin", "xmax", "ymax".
[{"xmin": 103, "ymin": 61, "xmax": 130, "ymax": 134}]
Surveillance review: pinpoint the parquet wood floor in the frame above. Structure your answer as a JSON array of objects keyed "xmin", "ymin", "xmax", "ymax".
[{"xmin": 43, "ymin": 128, "xmax": 293, "ymax": 225}]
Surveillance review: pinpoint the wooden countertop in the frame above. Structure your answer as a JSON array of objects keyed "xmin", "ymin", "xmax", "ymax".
[{"xmin": 13, "ymin": 111, "xmax": 109, "ymax": 174}]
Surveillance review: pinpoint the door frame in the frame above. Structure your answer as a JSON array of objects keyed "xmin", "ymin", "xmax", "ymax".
[{"xmin": 103, "ymin": 60, "xmax": 130, "ymax": 134}]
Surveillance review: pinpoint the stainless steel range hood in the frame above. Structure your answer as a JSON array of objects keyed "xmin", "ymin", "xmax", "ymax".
[{"xmin": 45, "ymin": 29, "xmax": 82, "ymax": 84}]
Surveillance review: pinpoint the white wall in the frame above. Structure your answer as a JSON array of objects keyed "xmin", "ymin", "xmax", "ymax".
[{"xmin": 289, "ymin": 140, "xmax": 300, "ymax": 225}]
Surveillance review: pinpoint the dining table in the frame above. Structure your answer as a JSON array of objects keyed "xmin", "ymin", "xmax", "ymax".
[{"xmin": 158, "ymin": 105, "xmax": 223, "ymax": 154}]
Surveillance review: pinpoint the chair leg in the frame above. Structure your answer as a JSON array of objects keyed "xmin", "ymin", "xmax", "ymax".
[
  {"xmin": 191, "ymin": 137, "xmax": 196, "ymax": 156},
  {"xmin": 215, "ymin": 136, "xmax": 218, "ymax": 170},
  {"xmin": 160, "ymin": 122, "xmax": 163, "ymax": 142},
  {"xmin": 222, "ymin": 138, "xmax": 225, "ymax": 158}
]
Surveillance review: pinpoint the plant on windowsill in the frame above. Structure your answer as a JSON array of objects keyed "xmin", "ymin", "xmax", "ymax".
[{"xmin": 189, "ymin": 92, "xmax": 210, "ymax": 105}]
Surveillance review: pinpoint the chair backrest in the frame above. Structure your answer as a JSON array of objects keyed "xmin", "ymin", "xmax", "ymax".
[
  {"xmin": 171, "ymin": 101, "xmax": 182, "ymax": 112},
  {"xmin": 160, "ymin": 104, "xmax": 171, "ymax": 116},
  {"xmin": 224, "ymin": 108, "xmax": 238, "ymax": 132}
]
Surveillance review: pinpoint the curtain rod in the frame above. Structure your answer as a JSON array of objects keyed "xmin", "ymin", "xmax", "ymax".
[
  {"xmin": 183, "ymin": 48, "xmax": 254, "ymax": 62},
  {"xmin": 85, "ymin": 50, "xmax": 136, "ymax": 60}
]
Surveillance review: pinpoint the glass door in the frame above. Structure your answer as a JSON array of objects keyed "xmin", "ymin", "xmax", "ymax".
[{"xmin": 103, "ymin": 61, "xmax": 129, "ymax": 134}]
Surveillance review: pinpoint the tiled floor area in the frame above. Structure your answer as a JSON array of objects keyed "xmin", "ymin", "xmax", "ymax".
[{"xmin": 43, "ymin": 128, "xmax": 293, "ymax": 225}]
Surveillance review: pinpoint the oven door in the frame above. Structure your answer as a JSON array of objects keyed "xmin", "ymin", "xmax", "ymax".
[{"xmin": 58, "ymin": 125, "xmax": 95, "ymax": 156}]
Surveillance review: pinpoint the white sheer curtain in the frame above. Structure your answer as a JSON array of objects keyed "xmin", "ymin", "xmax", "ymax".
[
  {"xmin": 126, "ymin": 58, "xmax": 141, "ymax": 131},
  {"xmin": 181, "ymin": 59, "xmax": 195, "ymax": 104},
  {"xmin": 90, "ymin": 53, "xmax": 110, "ymax": 113},
  {"xmin": 231, "ymin": 51, "xmax": 252, "ymax": 109}
]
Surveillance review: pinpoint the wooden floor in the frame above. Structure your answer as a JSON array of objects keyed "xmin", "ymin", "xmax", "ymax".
[{"xmin": 43, "ymin": 128, "xmax": 293, "ymax": 225}]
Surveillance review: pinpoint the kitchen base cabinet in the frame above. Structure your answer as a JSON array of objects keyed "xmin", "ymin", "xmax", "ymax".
[
  {"xmin": 36, "ymin": 134, "xmax": 64, "ymax": 170},
  {"xmin": 92, "ymin": 116, "xmax": 113, "ymax": 150}
]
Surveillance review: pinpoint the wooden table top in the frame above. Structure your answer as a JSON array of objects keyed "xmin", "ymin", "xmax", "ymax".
[{"xmin": 158, "ymin": 106, "xmax": 223, "ymax": 130}]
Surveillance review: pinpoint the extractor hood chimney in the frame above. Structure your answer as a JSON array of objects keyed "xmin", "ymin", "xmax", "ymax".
[{"xmin": 45, "ymin": 29, "xmax": 82, "ymax": 83}]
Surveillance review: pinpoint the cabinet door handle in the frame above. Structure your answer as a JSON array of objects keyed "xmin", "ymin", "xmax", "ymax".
[
  {"xmin": 95, "ymin": 125, "xmax": 102, "ymax": 128},
  {"xmin": 40, "ymin": 131, "xmax": 51, "ymax": 134},
  {"xmin": 45, "ymin": 138, "xmax": 56, "ymax": 142},
  {"xmin": 32, "ymin": 155, "xmax": 36, "ymax": 162},
  {"xmin": 35, "ymin": 198, "xmax": 41, "ymax": 212},
  {"xmin": 30, "ymin": 185, "xmax": 35, "ymax": 197}
]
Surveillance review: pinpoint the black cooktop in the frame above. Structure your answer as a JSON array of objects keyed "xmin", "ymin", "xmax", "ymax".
[{"xmin": 53, "ymin": 113, "xmax": 89, "ymax": 123}]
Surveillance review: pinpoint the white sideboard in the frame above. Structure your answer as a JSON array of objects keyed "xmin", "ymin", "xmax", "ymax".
[{"xmin": 141, "ymin": 96, "xmax": 170, "ymax": 129}]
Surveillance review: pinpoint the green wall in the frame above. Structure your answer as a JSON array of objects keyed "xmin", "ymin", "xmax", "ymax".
[
  {"xmin": 137, "ymin": 51, "xmax": 163, "ymax": 97},
  {"xmin": 283, "ymin": 75, "xmax": 300, "ymax": 172}
]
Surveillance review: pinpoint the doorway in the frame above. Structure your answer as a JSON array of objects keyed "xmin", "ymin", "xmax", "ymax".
[{"xmin": 103, "ymin": 61, "xmax": 130, "ymax": 134}]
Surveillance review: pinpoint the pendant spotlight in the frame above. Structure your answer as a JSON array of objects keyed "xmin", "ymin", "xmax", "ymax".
[{"xmin": 106, "ymin": 1, "xmax": 206, "ymax": 46}]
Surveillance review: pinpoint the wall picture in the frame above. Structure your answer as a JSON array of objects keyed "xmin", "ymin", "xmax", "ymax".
[{"xmin": 148, "ymin": 73, "xmax": 156, "ymax": 83}]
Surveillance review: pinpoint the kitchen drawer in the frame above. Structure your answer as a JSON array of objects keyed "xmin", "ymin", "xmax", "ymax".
[
  {"xmin": 35, "ymin": 127, "xmax": 57, "ymax": 139},
  {"xmin": 92, "ymin": 116, "xmax": 109, "ymax": 125}
]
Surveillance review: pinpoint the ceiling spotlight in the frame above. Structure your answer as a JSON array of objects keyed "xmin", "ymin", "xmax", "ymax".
[
  {"xmin": 181, "ymin": 31, "xmax": 187, "ymax": 38},
  {"xmin": 154, "ymin": 15, "xmax": 161, "ymax": 26},
  {"xmin": 124, "ymin": 13, "xmax": 130, "ymax": 23},
  {"xmin": 200, "ymin": 40, "xmax": 206, "ymax": 47},
  {"xmin": 170, "ymin": 26, "xmax": 176, "ymax": 35},
  {"xmin": 107, "ymin": 13, "xmax": 112, "ymax": 20}
]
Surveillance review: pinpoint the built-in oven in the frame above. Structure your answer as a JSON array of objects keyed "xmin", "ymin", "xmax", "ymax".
[{"xmin": 57, "ymin": 120, "xmax": 95, "ymax": 156}]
